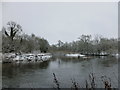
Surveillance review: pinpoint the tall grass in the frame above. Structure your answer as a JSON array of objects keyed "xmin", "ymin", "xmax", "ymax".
[
  {"xmin": 53, "ymin": 73, "xmax": 114, "ymax": 89},
  {"xmin": 53, "ymin": 73, "xmax": 60, "ymax": 90}
]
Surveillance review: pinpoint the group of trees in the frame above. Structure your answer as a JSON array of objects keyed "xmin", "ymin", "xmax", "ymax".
[
  {"xmin": 50, "ymin": 35, "xmax": 118, "ymax": 54},
  {"xmin": 2, "ymin": 21, "xmax": 49, "ymax": 53},
  {"xmin": 2, "ymin": 21, "xmax": 118, "ymax": 54}
]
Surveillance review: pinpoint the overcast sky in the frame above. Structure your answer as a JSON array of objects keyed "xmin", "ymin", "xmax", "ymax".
[{"xmin": 2, "ymin": 2, "xmax": 118, "ymax": 44}]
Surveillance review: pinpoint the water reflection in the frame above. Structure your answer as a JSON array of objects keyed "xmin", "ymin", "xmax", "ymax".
[
  {"xmin": 3, "ymin": 61, "xmax": 50, "ymax": 78},
  {"xmin": 2, "ymin": 56, "xmax": 118, "ymax": 88},
  {"xmin": 97, "ymin": 56, "xmax": 118, "ymax": 67}
]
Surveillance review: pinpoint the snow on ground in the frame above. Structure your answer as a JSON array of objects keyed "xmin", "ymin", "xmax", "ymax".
[{"xmin": 65, "ymin": 53, "xmax": 85, "ymax": 57}]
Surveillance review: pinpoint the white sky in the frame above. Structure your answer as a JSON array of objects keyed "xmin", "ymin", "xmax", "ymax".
[{"xmin": 2, "ymin": 2, "xmax": 118, "ymax": 44}]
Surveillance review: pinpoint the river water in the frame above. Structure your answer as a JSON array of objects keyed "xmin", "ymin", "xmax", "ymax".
[{"xmin": 2, "ymin": 56, "xmax": 118, "ymax": 88}]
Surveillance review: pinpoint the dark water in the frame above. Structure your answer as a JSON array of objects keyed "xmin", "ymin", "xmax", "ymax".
[{"xmin": 2, "ymin": 56, "xmax": 118, "ymax": 88}]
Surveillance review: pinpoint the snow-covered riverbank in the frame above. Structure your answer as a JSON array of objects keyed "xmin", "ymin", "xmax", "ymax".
[
  {"xmin": 2, "ymin": 53, "xmax": 52, "ymax": 63},
  {"xmin": 65, "ymin": 53, "xmax": 119, "ymax": 58},
  {"xmin": 65, "ymin": 53, "xmax": 85, "ymax": 58}
]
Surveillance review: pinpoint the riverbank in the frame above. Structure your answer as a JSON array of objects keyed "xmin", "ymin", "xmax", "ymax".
[
  {"xmin": 2, "ymin": 53, "xmax": 52, "ymax": 63},
  {"xmin": 2, "ymin": 52, "xmax": 119, "ymax": 64},
  {"xmin": 65, "ymin": 53, "xmax": 119, "ymax": 58}
]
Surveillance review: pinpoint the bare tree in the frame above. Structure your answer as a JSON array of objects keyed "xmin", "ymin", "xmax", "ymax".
[
  {"xmin": 2, "ymin": 21, "xmax": 22, "ymax": 52},
  {"xmin": 3, "ymin": 21, "xmax": 22, "ymax": 41}
]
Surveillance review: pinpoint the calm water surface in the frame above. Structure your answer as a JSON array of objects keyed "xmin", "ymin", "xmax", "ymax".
[{"xmin": 2, "ymin": 56, "xmax": 118, "ymax": 88}]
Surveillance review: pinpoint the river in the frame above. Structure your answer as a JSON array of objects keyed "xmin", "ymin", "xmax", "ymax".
[{"xmin": 2, "ymin": 56, "xmax": 118, "ymax": 88}]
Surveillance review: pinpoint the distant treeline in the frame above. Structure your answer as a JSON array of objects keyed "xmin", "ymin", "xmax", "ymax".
[
  {"xmin": 2, "ymin": 21, "xmax": 118, "ymax": 54},
  {"xmin": 51, "ymin": 35, "xmax": 118, "ymax": 54}
]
